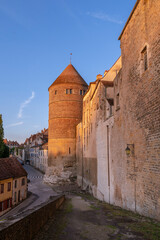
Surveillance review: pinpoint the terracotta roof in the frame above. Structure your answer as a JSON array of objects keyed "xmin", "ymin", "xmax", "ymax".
[
  {"xmin": 0, "ymin": 157, "xmax": 27, "ymax": 180},
  {"xmin": 3, "ymin": 139, "xmax": 7, "ymax": 144},
  {"xmin": 49, "ymin": 64, "xmax": 88, "ymax": 89}
]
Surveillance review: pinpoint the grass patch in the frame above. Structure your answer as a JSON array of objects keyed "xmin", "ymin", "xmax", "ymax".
[
  {"xmin": 106, "ymin": 224, "xmax": 117, "ymax": 230},
  {"xmin": 78, "ymin": 192, "xmax": 96, "ymax": 201},
  {"xmin": 64, "ymin": 200, "xmax": 73, "ymax": 213},
  {"xmin": 90, "ymin": 204, "xmax": 101, "ymax": 210},
  {"xmin": 129, "ymin": 221, "xmax": 160, "ymax": 240}
]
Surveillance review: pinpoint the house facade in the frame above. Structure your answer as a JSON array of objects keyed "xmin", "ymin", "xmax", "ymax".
[
  {"xmin": 0, "ymin": 178, "xmax": 12, "ymax": 216},
  {"xmin": 0, "ymin": 157, "xmax": 27, "ymax": 216},
  {"xmin": 24, "ymin": 128, "xmax": 48, "ymax": 172}
]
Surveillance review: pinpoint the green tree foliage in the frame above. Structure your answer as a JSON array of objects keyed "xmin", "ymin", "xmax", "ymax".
[
  {"xmin": 0, "ymin": 114, "xmax": 9, "ymax": 158},
  {"xmin": 3, "ymin": 145, "xmax": 9, "ymax": 157},
  {"xmin": 0, "ymin": 114, "xmax": 4, "ymax": 157}
]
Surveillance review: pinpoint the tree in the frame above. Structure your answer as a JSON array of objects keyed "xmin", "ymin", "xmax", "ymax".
[
  {"xmin": 0, "ymin": 114, "xmax": 9, "ymax": 158},
  {"xmin": 0, "ymin": 114, "xmax": 5, "ymax": 157}
]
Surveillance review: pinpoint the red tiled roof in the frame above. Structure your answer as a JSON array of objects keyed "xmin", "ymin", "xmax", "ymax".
[
  {"xmin": 3, "ymin": 139, "xmax": 7, "ymax": 144},
  {"xmin": 49, "ymin": 64, "xmax": 88, "ymax": 89},
  {"xmin": 0, "ymin": 157, "xmax": 27, "ymax": 180}
]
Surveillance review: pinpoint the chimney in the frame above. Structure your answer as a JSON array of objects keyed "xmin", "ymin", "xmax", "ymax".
[
  {"xmin": 104, "ymin": 70, "xmax": 109, "ymax": 76},
  {"xmin": 96, "ymin": 74, "xmax": 102, "ymax": 80}
]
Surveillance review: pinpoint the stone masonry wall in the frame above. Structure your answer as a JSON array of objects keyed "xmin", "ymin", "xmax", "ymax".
[
  {"xmin": 111, "ymin": 0, "xmax": 160, "ymax": 219},
  {"xmin": 0, "ymin": 195, "xmax": 65, "ymax": 240}
]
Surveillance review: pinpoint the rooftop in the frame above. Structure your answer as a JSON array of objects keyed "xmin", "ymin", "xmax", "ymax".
[
  {"xmin": 0, "ymin": 157, "xmax": 27, "ymax": 180},
  {"xmin": 49, "ymin": 64, "xmax": 88, "ymax": 89}
]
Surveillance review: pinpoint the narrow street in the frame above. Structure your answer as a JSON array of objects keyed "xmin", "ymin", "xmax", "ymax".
[{"xmin": 0, "ymin": 164, "xmax": 58, "ymax": 220}]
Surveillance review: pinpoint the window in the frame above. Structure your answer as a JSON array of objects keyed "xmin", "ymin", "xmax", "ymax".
[
  {"xmin": 14, "ymin": 192, "xmax": 17, "ymax": 202},
  {"xmin": 83, "ymin": 90, "xmax": 86, "ymax": 95},
  {"xmin": 141, "ymin": 46, "xmax": 148, "ymax": 72},
  {"xmin": 0, "ymin": 202, "xmax": 2, "ymax": 212},
  {"xmin": 8, "ymin": 182, "xmax": 11, "ymax": 192},
  {"xmin": 15, "ymin": 180, "xmax": 17, "ymax": 188},
  {"xmin": 109, "ymin": 104, "xmax": 112, "ymax": 116},
  {"xmin": 55, "ymin": 90, "xmax": 57, "ymax": 95},
  {"xmin": 80, "ymin": 90, "xmax": 83, "ymax": 95},
  {"xmin": 116, "ymin": 93, "xmax": 120, "ymax": 109},
  {"xmin": 0, "ymin": 184, "xmax": 4, "ymax": 194},
  {"xmin": 22, "ymin": 178, "xmax": 25, "ymax": 186},
  {"xmin": 69, "ymin": 147, "xmax": 71, "ymax": 154},
  {"xmin": 7, "ymin": 199, "xmax": 10, "ymax": 208},
  {"xmin": 66, "ymin": 89, "xmax": 72, "ymax": 94}
]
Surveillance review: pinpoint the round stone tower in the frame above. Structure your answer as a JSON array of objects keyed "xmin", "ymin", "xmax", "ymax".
[{"xmin": 47, "ymin": 64, "xmax": 88, "ymax": 182}]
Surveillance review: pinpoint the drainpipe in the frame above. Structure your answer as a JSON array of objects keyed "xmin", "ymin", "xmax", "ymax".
[
  {"xmin": 82, "ymin": 124, "xmax": 84, "ymax": 189},
  {"xmin": 107, "ymin": 125, "xmax": 110, "ymax": 204}
]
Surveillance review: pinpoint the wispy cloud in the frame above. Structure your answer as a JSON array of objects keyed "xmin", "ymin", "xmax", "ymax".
[
  {"xmin": 18, "ymin": 91, "xmax": 35, "ymax": 119},
  {"xmin": 87, "ymin": 11, "xmax": 123, "ymax": 24},
  {"xmin": 6, "ymin": 122, "xmax": 23, "ymax": 128}
]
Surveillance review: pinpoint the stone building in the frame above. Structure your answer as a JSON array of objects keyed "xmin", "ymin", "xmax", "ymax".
[
  {"xmin": 76, "ymin": 57, "xmax": 122, "ymax": 200},
  {"xmin": 24, "ymin": 128, "xmax": 48, "ymax": 169},
  {"xmin": 45, "ymin": 64, "xmax": 88, "ymax": 183},
  {"xmin": 112, "ymin": 0, "xmax": 160, "ymax": 220},
  {"xmin": 76, "ymin": 0, "xmax": 160, "ymax": 221}
]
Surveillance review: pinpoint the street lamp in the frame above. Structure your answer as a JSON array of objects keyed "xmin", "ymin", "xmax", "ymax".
[{"xmin": 125, "ymin": 144, "xmax": 134, "ymax": 156}]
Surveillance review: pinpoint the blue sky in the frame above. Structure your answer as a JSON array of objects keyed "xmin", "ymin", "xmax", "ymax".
[{"xmin": 0, "ymin": 0, "xmax": 136, "ymax": 143}]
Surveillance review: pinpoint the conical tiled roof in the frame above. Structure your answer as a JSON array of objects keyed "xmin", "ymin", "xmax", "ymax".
[{"xmin": 49, "ymin": 64, "xmax": 88, "ymax": 89}]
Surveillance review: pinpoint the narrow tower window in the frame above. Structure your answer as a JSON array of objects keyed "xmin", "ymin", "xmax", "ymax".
[
  {"xmin": 116, "ymin": 93, "xmax": 120, "ymax": 110},
  {"xmin": 80, "ymin": 90, "xmax": 82, "ymax": 95},
  {"xmin": 70, "ymin": 89, "xmax": 72, "ymax": 94},
  {"xmin": 66, "ymin": 89, "xmax": 68, "ymax": 94},
  {"xmin": 69, "ymin": 147, "xmax": 71, "ymax": 154},
  {"xmin": 55, "ymin": 90, "xmax": 57, "ymax": 95},
  {"xmin": 141, "ymin": 46, "xmax": 148, "ymax": 72}
]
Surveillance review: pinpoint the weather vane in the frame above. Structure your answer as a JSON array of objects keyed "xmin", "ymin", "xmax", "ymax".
[{"xmin": 70, "ymin": 53, "xmax": 72, "ymax": 64}]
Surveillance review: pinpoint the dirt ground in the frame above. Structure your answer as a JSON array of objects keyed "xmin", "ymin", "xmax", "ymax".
[{"xmin": 33, "ymin": 184, "xmax": 160, "ymax": 240}]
